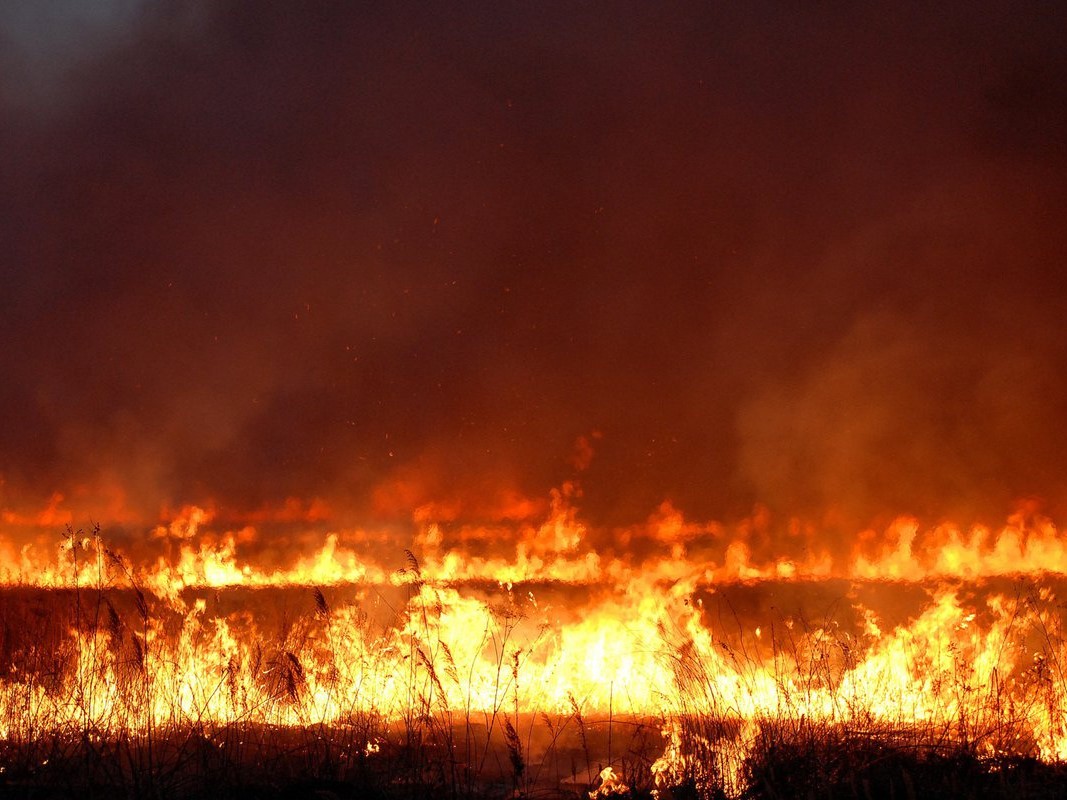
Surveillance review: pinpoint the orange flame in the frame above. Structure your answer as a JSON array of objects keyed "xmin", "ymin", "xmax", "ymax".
[{"xmin": 3, "ymin": 486, "xmax": 1067, "ymax": 793}]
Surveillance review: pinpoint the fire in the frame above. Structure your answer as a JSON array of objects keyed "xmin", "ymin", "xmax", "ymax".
[{"xmin": 3, "ymin": 487, "xmax": 1067, "ymax": 794}]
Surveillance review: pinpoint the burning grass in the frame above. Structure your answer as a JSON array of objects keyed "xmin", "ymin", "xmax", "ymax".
[{"xmin": 3, "ymin": 521, "xmax": 1067, "ymax": 798}]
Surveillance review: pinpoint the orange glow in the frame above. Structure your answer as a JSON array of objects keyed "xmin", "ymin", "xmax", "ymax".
[{"xmin": 3, "ymin": 486, "xmax": 1067, "ymax": 792}]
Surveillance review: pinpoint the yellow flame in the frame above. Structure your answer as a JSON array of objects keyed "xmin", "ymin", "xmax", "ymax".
[{"xmin": 3, "ymin": 487, "xmax": 1067, "ymax": 793}]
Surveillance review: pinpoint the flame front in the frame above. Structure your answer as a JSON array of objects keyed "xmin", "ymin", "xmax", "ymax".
[{"xmin": 3, "ymin": 488, "xmax": 1067, "ymax": 794}]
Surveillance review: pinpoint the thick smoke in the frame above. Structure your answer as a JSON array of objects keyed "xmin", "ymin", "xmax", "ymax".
[{"xmin": 1, "ymin": 1, "xmax": 1066, "ymax": 534}]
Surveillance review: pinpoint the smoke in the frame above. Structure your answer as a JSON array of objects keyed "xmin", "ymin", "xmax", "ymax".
[
  {"xmin": 736, "ymin": 169, "xmax": 1067, "ymax": 527},
  {"xmin": 0, "ymin": 0, "xmax": 159, "ymax": 113},
  {"xmin": 1, "ymin": 1, "xmax": 1066, "ymax": 532}
]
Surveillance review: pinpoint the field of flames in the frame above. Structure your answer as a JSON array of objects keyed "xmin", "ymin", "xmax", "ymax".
[{"xmin": 3, "ymin": 483, "xmax": 1067, "ymax": 799}]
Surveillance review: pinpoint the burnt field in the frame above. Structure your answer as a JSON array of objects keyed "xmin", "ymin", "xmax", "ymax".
[{"xmin": 4, "ymin": 716, "xmax": 1067, "ymax": 800}]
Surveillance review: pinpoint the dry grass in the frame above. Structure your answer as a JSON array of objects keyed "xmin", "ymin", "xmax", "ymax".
[{"xmin": 3, "ymin": 528, "xmax": 1067, "ymax": 798}]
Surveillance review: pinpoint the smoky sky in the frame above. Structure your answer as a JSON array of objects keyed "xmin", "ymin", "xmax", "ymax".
[{"xmin": 2, "ymin": 0, "xmax": 1067, "ymax": 531}]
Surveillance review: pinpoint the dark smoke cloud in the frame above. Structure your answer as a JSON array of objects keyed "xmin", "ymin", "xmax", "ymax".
[{"xmin": 2, "ymin": 1, "xmax": 1066, "ymax": 532}]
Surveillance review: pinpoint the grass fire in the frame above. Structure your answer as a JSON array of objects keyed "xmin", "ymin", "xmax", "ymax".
[
  {"xmin": 4, "ymin": 0, "xmax": 1067, "ymax": 797},
  {"xmin": 4, "ymin": 491, "xmax": 1067, "ymax": 798}
]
